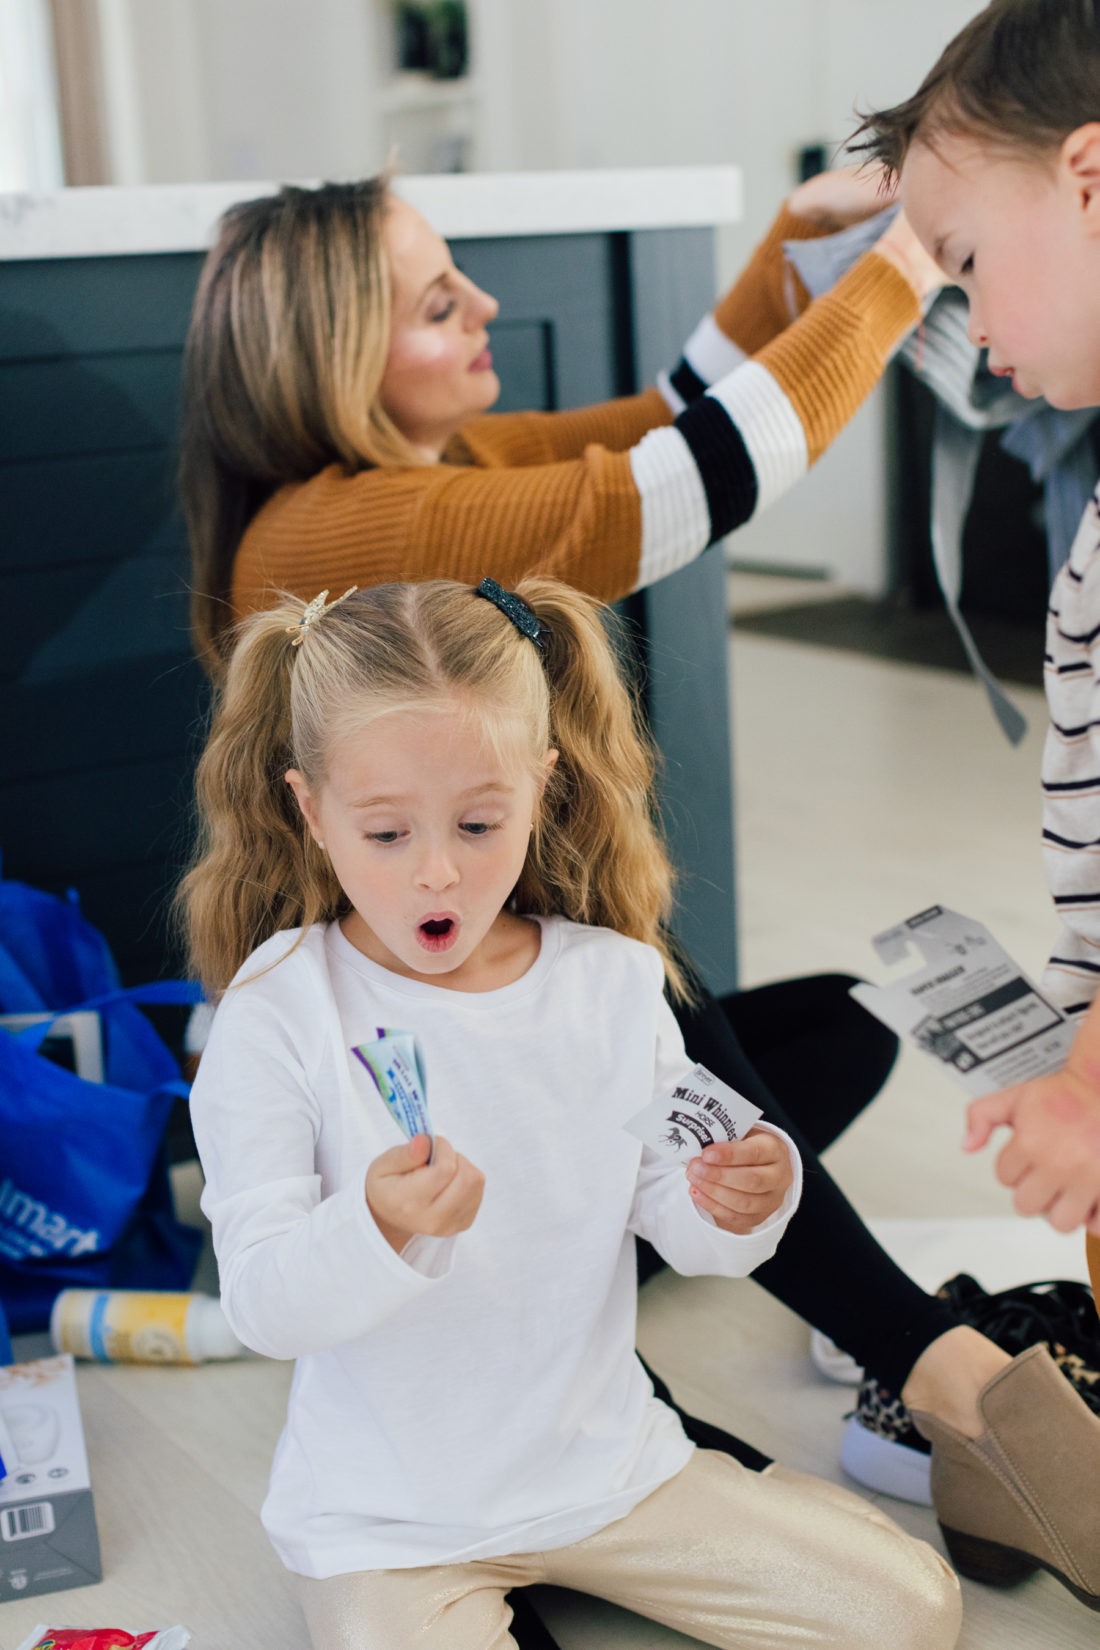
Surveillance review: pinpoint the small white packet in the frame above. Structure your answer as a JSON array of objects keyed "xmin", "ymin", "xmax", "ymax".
[
  {"xmin": 626, "ymin": 1063, "xmax": 763, "ymax": 1163},
  {"xmin": 852, "ymin": 905, "xmax": 1075, "ymax": 1098}
]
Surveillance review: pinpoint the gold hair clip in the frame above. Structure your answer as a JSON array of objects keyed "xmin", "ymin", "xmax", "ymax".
[{"xmin": 287, "ymin": 585, "xmax": 358, "ymax": 647}]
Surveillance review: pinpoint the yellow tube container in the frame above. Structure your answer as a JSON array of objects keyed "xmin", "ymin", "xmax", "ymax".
[{"xmin": 50, "ymin": 1288, "xmax": 243, "ymax": 1364}]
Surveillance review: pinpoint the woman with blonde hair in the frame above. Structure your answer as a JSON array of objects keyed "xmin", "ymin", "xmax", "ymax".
[
  {"xmin": 177, "ymin": 170, "xmax": 1100, "ymax": 1601},
  {"xmin": 180, "ymin": 171, "xmax": 937, "ymax": 670}
]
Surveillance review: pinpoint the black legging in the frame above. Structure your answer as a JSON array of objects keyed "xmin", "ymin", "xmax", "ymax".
[{"xmin": 649, "ymin": 972, "xmax": 960, "ymax": 1395}]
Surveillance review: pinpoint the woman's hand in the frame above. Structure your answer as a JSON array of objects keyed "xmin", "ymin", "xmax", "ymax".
[
  {"xmin": 685, "ymin": 1128, "xmax": 793, "ymax": 1235},
  {"xmin": 366, "ymin": 1133, "xmax": 485, "ymax": 1253},
  {"xmin": 872, "ymin": 209, "xmax": 948, "ymax": 303},
  {"xmin": 787, "ymin": 163, "xmax": 896, "ymax": 230},
  {"xmin": 787, "ymin": 167, "xmax": 946, "ymax": 304},
  {"xmin": 964, "ymin": 1070, "xmax": 1100, "ymax": 1234}
]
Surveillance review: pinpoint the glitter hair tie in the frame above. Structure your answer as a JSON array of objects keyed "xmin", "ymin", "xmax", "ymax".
[
  {"xmin": 286, "ymin": 585, "xmax": 358, "ymax": 647},
  {"xmin": 474, "ymin": 576, "xmax": 549, "ymax": 651}
]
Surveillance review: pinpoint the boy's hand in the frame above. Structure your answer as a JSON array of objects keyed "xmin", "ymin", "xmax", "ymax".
[
  {"xmin": 964, "ymin": 1070, "xmax": 1100, "ymax": 1234},
  {"xmin": 685, "ymin": 1127, "xmax": 793, "ymax": 1235},
  {"xmin": 366, "ymin": 1133, "xmax": 485, "ymax": 1253}
]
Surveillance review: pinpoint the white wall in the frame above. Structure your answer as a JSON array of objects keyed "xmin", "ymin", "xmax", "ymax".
[
  {"xmin": 470, "ymin": 1, "xmax": 979, "ymax": 257},
  {"xmin": 85, "ymin": 0, "xmax": 982, "ymax": 207},
  {"xmin": 0, "ymin": 0, "xmax": 63, "ymax": 189},
  {"xmin": 97, "ymin": 0, "xmax": 208, "ymax": 183},
  {"xmin": 716, "ymin": 0, "xmax": 982, "ymax": 588},
  {"xmin": 192, "ymin": 0, "xmax": 382, "ymax": 181},
  {"xmin": 95, "ymin": 0, "xmax": 385, "ymax": 185}
]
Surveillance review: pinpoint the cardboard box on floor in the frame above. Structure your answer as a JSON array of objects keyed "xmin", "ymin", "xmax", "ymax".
[{"xmin": 0, "ymin": 1353, "xmax": 102, "ymax": 1600}]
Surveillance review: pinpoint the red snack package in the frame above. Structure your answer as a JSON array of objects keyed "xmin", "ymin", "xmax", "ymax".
[{"xmin": 14, "ymin": 1629, "xmax": 190, "ymax": 1650}]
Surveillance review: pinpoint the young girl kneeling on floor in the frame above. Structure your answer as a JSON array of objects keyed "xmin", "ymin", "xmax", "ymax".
[{"xmin": 181, "ymin": 575, "xmax": 961, "ymax": 1650}]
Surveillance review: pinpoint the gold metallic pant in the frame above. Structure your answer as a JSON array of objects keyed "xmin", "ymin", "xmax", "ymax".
[{"xmin": 293, "ymin": 1449, "xmax": 961, "ymax": 1650}]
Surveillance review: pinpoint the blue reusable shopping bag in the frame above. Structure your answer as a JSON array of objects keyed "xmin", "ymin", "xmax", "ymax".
[
  {"xmin": 0, "ymin": 872, "xmax": 185, "ymax": 1093},
  {"xmin": 0, "ymin": 871, "xmax": 204, "ymax": 1332}
]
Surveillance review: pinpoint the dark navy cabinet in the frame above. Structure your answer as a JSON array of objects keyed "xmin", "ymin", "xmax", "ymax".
[{"xmin": 0, "ymin": 208, "xmax": 736, "ymax": 993}]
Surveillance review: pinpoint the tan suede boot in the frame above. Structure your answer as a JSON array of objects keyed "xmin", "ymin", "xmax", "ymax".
[{"xmin": 910, "ymin": 1344, "xmax": 1100, "ymax": 1610}]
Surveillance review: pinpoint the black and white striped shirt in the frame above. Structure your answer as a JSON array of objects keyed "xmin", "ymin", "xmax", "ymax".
[{"xmin": 1042, "ymin": 485, "xmax": 1100, "ymax": 1017}]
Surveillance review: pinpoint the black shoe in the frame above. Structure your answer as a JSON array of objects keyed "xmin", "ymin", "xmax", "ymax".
[
  {"xmin": 936, "ymin": 1272, "xmax": 1100, "ymax": 1416},
  {"xmin": 840, "ymin": 1272, "xmax": 1099, "ymax": 1503}
]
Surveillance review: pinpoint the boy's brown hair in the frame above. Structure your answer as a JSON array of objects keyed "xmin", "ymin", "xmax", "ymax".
[{"xmin": 852, "ymin": 0, "xmax": 1100, "ymax": 178}]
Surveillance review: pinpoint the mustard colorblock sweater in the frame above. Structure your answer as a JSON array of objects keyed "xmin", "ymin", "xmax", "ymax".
[{"xmin": 232, "ymin": 205, "xmax": 919, "ymax": 623}]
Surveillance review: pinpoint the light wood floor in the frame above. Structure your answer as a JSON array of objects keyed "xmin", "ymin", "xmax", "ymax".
[{"xmin": 4, "ymin": 573, "xmax": 1094, "ymax": 1649}]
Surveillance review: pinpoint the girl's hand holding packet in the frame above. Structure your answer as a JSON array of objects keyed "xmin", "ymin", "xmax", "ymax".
[
  {"xmin": 353, "ymin": 1029, "xmax": 484, "ymax": 1251},
  {"xmin": 626, "ymin": 1064, "xmax": 793, "ymax": 1234},
  {"xmin": 365, "ymin": 1131, "xmax": 486, "ymax": 1253}
]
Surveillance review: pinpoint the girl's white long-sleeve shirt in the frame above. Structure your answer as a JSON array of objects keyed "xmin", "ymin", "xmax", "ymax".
[{"xmin": 190, "ymin": 916, "xmax": 802, "ymax": 1578}]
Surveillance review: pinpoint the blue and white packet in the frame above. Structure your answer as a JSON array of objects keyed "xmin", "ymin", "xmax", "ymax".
[
  {"xmin": 626, "ymin": 1063, "xmax": 762, "ymax": 1163},
  {"xmin": 353, "ymin": 1028, "xmax": 434, "ymax": 1159}
]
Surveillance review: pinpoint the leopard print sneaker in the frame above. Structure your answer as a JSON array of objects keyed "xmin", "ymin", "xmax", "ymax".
[{"xmin": 840, "ymin": 1375, "xmax": 933, "ymax": 1505}]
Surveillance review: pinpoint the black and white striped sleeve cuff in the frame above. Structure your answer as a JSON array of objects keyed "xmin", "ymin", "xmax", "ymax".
[
  {"xmin": 656, "ymin": 313, "xmax": 748, "ymax": 415},
  {"xmin": 630, "ymin": 360, "xmax": 809, "ymax": 590}
]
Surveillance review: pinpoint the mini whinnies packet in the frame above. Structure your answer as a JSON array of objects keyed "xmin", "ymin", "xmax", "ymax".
[
  {"xmin": 625, "ymin": 1064, "xmax": 763, "ymax": 1163},
  {"xmin": 352, "ymin": 1029, "xmax": 434, "ymax": 1157}
]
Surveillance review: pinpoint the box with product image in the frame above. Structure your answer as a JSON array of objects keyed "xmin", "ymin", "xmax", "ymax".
[{"xmin": 0, "ymin": 1353, "xmax": 102, "ymax": 1600}]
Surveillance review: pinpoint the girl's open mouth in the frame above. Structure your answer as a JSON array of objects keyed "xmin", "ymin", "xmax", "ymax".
[{"xmin": 417, "ymin": 916, "xmax": 459, "ymax": 953}]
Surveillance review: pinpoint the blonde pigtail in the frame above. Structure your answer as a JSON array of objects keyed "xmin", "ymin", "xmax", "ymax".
[
  {"xmin": 176, "ymin": 601, "xmax": 347, "ymax": 997},
  {"xmin": 511, "ymin": 578, "xmax": 691, "ymax": 1001}
]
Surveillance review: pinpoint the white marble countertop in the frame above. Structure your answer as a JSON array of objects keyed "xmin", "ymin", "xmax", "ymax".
[{"xmin": 0, "ymin": 166, "xmax": 742, "ymax": 261}]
